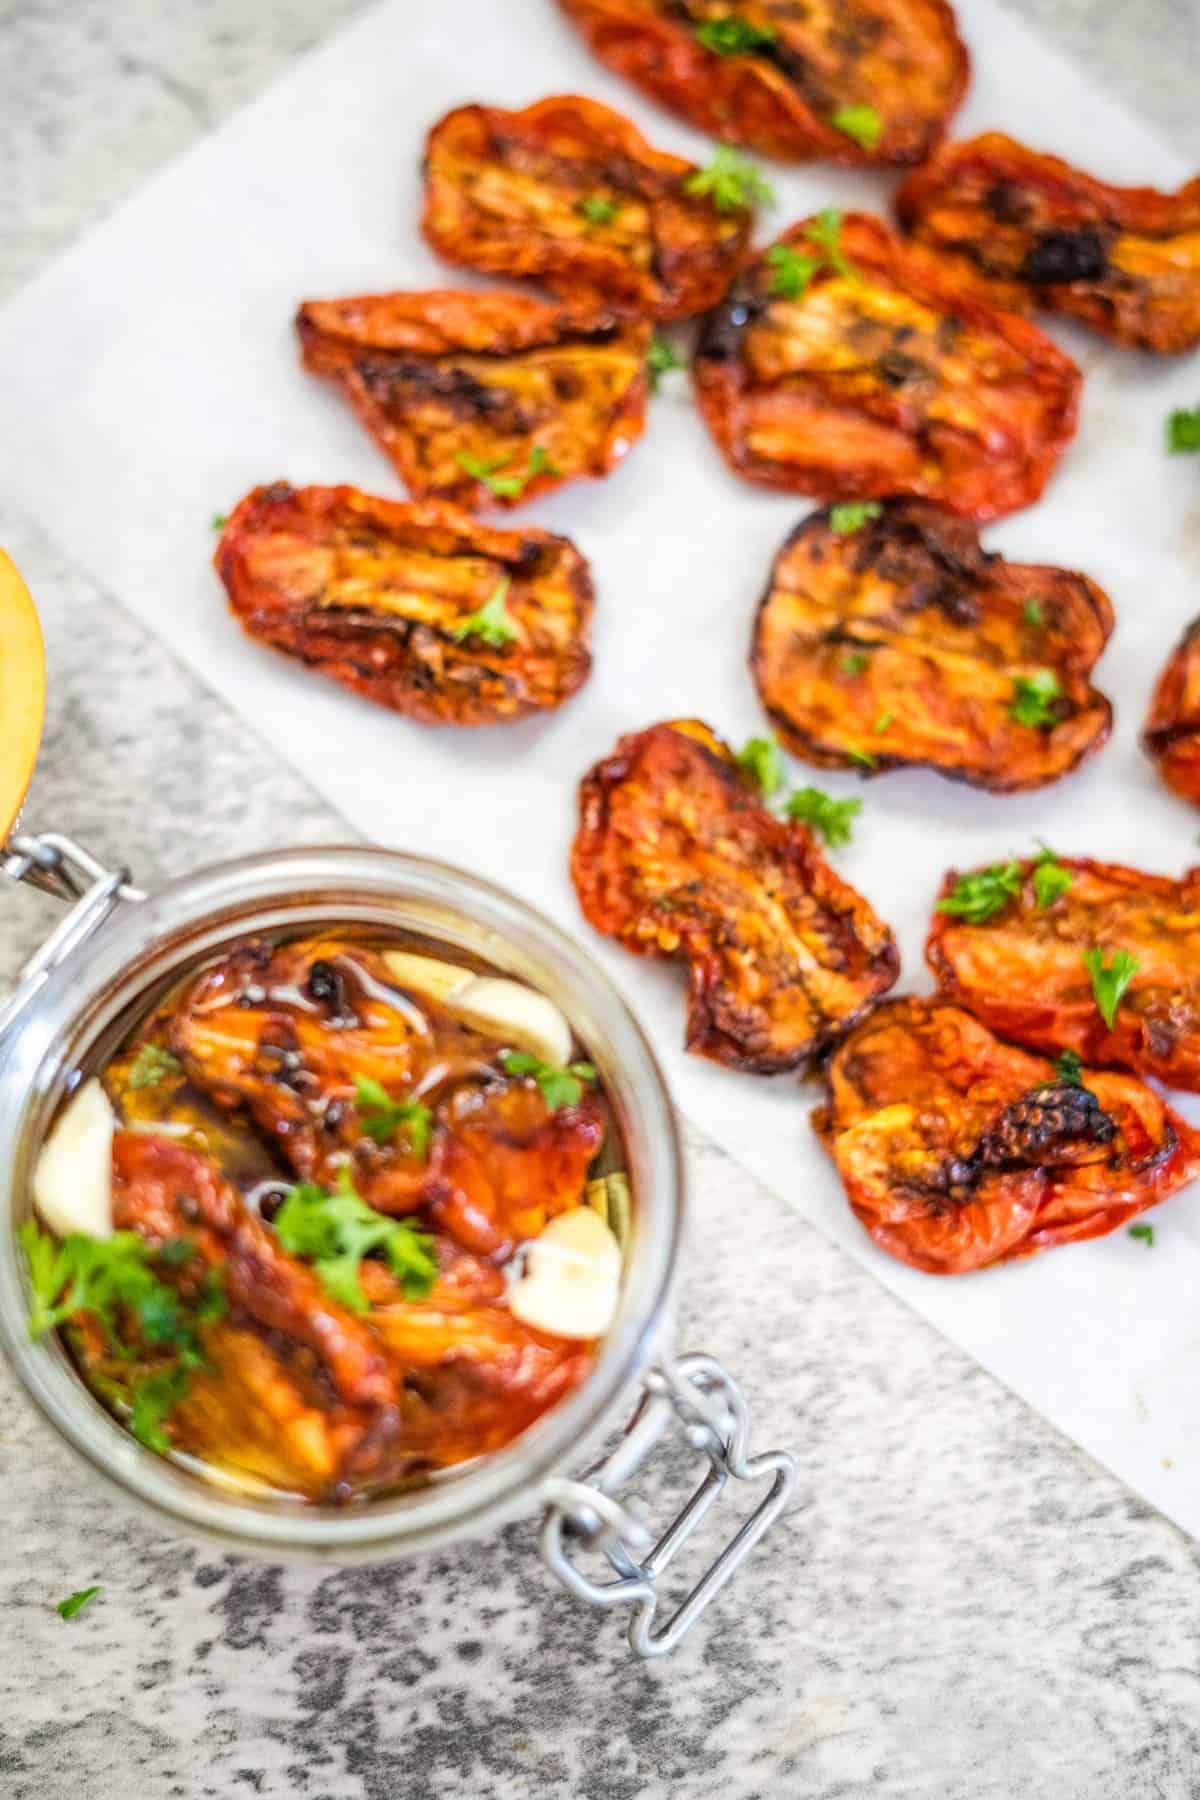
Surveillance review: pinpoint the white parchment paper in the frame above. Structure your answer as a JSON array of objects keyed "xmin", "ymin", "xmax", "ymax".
[{"xmin": 4, "ymin": 0, "xmax": 1200, "ymax": 1531}]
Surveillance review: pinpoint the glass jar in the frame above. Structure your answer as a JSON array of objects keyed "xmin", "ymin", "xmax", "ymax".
[{"xmin": 0, "ymin": 833, "xmax": 794, "ymax": 1656}]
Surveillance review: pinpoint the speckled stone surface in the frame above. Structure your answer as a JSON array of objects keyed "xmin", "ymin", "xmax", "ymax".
[{"xmin": 5, "ymin": 5, "xmax": 1200, "ymax": 1797}]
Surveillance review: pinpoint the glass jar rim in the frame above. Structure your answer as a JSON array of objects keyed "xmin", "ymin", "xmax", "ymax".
[{"xmin": 0, "ymin": 844, "xmax": 684, "ymax": 1557}]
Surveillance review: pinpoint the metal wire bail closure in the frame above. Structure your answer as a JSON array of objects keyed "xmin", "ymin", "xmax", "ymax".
[{"xmin": 540, "ymin": 1353, "xmax": 796, "ymax": 1657}]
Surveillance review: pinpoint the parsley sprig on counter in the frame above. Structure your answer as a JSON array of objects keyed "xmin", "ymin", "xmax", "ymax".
[
  {"xmin": 502, "ymin": 1050, "xmax": 597, "ymax": 1111},
  {"xmin": 273, "ymin": 1168, "xmax": 437, "ymax": 1312},
  {"xmin": 56, "ymin": 1586, "xmax": 101, "ymax": 1621},
  {"xmin": 785, "ymin": 787, "xmax": 862, "ymax": 849},
  {"xmin": 1166, "ymin": 406, "xmax": 1200, "ymax": 453},
  {"xmin": 1129, "ymin": 1222, "xmax": 1155, "ymax": 1246}
]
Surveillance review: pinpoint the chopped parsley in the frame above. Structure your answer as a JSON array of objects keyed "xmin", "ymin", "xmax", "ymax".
[
  {"xmin": 647, "ymin": 335, "xmax": 685, "ymax": 390},
  {"xmin": 1166, "ymin": 406, "xmax": 1200, "ymax": 453},
  {"xmin": 1083, "ymin": 947, "xmax": 1139, "ymax": 1030},
  {"xmin": 56, "ymin": 1586, "xmax": 101, "ymax": 1621},
  {"xmin": 128, "ymin": 1043, "xmax": 182, "ymax": 1090},
  {"xmin": 129, "ymin": 1366, "xmax": 191, "ymax": 1454},
  {"xmin": 805, "ymin": 208, "xmax": 856, "ymax": 280},
  {"xmin": 685, "ymin": 145, "xmax": 774, "ymax": 213},
  {"xmin": 829, "ymin": 500, "xmax": 882, "ymax": 534},
  {"xmin": 735, "ymin": 733, "xmax": 784, "ymax": 797},
  {"xmin": 211, "ymin": 512, "xmax": 228, "ymax": 532},
  {"xmin": 502, "ymin": 1050, "xmax": 597, "ymax": 1110},
  {"xmin": 354, "ymin": 1076, "xmax": 432, "ymax": 1158},
  {"xmin": 936, "ymin": 861, "xmax": 1021, "ymax": 925},
  {"xmin": 272, "ymin": 1168, "xmax": 436, "ymax": 1312},
  {"xmin": 1010, "ymin": 669, "xmax": 1062, "ymax": 729},
  {"xmin": 1129, "ymin": 1222, "xmax": 1155, "ymax": 1246},
  {"xmin": 766, "ymin": 243, "xmax": 820, "ymax": 300},
  {"xmin": 694, "ymin": 16, "xmax": 777, "ymax": 55},
  {"xmin": 873, "ymin": 709, "xmax": 894, "ymax": 734},
  {"xmin": 1023, "ymin": 599, "xmax": 1045, "ymax": 628},
  {"xmin": 578, "ymin": 194, "xmax": 621, "ymax": 227},
  {"xmin": 1053, "ymin": 1049, "xmax": 1084, "ymax": 1085},
  {"xmin": 841, "ymin": 650, "xmax": 869, "ymax": 676},
  {"xmin": 785, "ymin": 786, "xmax": 861, "ymax": 848},
  {"xmin": 831, "ymin": 104, "xmax": 882, "ymax": 150},
  {"xmin": 450, "ymin": 577, "xmax": 518, "ymax": 647},
  {"xmin": 846, "ymin": 746, "xmax": 877, "ymax": 769},
  {"xmin": 1032, "ymin": 846, "xmax": 1073, "ymax": 909},
  {"xmin": 456, "ymin": 448, "xmax": 559, "ymax": 500}
]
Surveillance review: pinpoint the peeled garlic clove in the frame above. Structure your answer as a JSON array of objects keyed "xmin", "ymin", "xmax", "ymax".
[
  {"xmin": 33, "ymin": 1078, "xmax": 115, "ymax": 1240},
  {"xmin": 452, "ymin": 976, "xmax": 573, "ymax": 1069},
  {"xmin": 381, "ymin": 949, "xmax": 473, "ymax": 1004},
  {"xmin": 509, "ymin": 1206, "xmax": 621, "ymax": 1340}
]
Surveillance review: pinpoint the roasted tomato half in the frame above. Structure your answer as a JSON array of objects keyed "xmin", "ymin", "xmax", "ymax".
[
  {"xmin": 1144, "ymin": 619, "xmax": 1200, "ymax": 806},
  {"xmin": 106, "ymin": 1132, "xmax": 590, "ymax": 1495},
  {"xmin": 555, "ymin": 0, "xmax": 968, "ymax": 167},
  {"xmin": 422, "ymin": 95, "xmax": 752, "ymax": 319},
  {"xmin": 215, "ymin": 484, "xmax": 592, "ymax": 727},
  {"xmin": 896, "ymin": 133, "xmax": 1200, "ymax": 354},
  {"xmin": 750, "ymin": 499, "xmax": 1113, "ymax": 790},
  {"xmin": 814, "ymin": 997, "xmax": 1200, "ymax": 1275},
  {"xmin": 168, "ymin": 933, "xmax": 604, "ymax": 1257},
  {"xmin": 571, "ymin": 719, "xmax": 899, "ymax": 1072},
  {"xmin": 927, "ymin": 856, "xmax": 1200, "ymax": 1092},
  {"xmin": 693, "ymin": 213, "xmax": 1080, "ymax": 520},
  {"xmin": 297, "ymin": 289, "xmax": 650, "ymax": 508}
]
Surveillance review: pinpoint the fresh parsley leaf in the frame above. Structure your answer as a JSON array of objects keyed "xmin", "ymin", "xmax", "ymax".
[
  {"xmin": 578, "ymin": 194, "xmax": 621, "ymax": 227},
  {"xmin": 1032, "ymin": 846, "xmax": 1073, "ymax": 909},
  {"xmin": 873, "ymin": 709, "xmax": 894, "ymax": 734},
  {"xmin": 1167, "ymin": 406, "xmax": 1200, "ymax": 453},
  {"xmin": 804, "ymin": 207, "xmax": 856, "ymax": 280},
  {"xmin": 527, "ymin": 445, "xmax": 561, "ymax": 479},
  {"xmin": 846, "ymin": 746, "xmax": 877, "ymax": 769},
  {"xmin": 456, "ymin": 451, "xmax": 524, "ymax": 499},
  {"xmin": 1054, "ymin": 1049, "xmax": 1084, "ymax": 1085},
  {"xmin": 785, "ymin": 786, "xmax": 861, "ymax": 848},
  {"xmin": 1023, "ymin": 599, "xmax": 1045, "ymax": 628},
  {"xmin": 450, "ymin": 577, "xmax": 517, "ymax": 648},
  {"xmin": 502, "ymin": 1050, "xmax": 597, "ymax": 1111},
  {"xmin": 1083, "ymin": 947, "xmax": 1139, "ymax": 1029},
  {"xmin": 735, "ymin": 733, "xmax": 784, "ymax": 797},
  {"xmin": 211, "ymin": 513, "xmax": 228, "ymax": 532},
  {"xmin": 1010, "ymin": 669, "xmax": 1062, "ymax": 729},
  {"xmin": 694, "ymin": 16, "xmax": 776, "ymax": 54},
  {"xmin": 936, "ymin": 861, "xmax": 1022, "ymax": 925},
  {"xmin": 766, "ymin": 243, "xmax": 819, "ymax": 300},
  {"xmin": 841, "ymin": 650, "xmax": 869, "ymax": 675},
  {"xmin": 831, "ymin": 103, "xmax": 882, "ymax": 150},
  {"xmin": 20, "ymin": 1224, "xmax": 204, "ymax": 1353},
  {"xmin": 56, "ymin": 1586, "xmax": 101, "ymax": 1621},
  {"xmin": 1129, "ymin": 1222, "xmax": 1155, "ymax": 1246},
  {"xmin": 829, "ymin": 501, "xmax": 882, "ymax": 534},
  {"xmin": 273, "ymin": 1168, "xmax": 437, "ymax": 1311},
  {"xmin": 647, "ymin": 335, "xmax": 685, "ymax": 390},
  {"xmin": 353, "ymin": 1075, "xmax": 433, "ymax": 1158},
  {"xmin": 128, "ymin": 1042, "xmax": 182, "ymax": 1090},
  {"xmin": 130, "ymin": 1366, "xmax": 190, "ymax": 1453},
  {"xmin": 685, "ymin": 145, "xmax": 774, "ymax": 213}
]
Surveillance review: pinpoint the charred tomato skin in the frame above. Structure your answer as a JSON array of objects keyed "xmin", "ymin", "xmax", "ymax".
[
  {"xmin": 750, "ymin": 498, "xmax": 1113, "ymax": 791},
  {"xmin": 926, "ymin": 856, "xmax": 1200, "ymax": 1092},
  {"xmin": 1144, "ymin": 618, "xmax": 1200, "ymax": 806},
  {"xmin": 815, "ymin": 996, "xmax": 1200, "ymax": 1275},
  {"xmin": 421, "ymin": 95, "xmax": 752, "ymax": 320},
  {"xmin": 693, "ymin": 214, "xmax": 1081, "ymax": 521},
  {"xmin": 895, "ymin": 132, "xmax": 1200, "ymax": 353},
  {"xmin": 296, "ymin": 287, "xmax": 650, "ymax": 510},
  {"xmin": 555, "ymin": 0, "xmax": 969, "ymax": 168},
  {"xmin": 571, "ymin": 718, "xmax": 899, "ymax": 1073},
  {"xmin": 215, "ymin": 483, "xmax": 593, "ymax": 728}
]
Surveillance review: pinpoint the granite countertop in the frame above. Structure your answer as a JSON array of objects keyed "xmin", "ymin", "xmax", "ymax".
[{"xmin": 5, "ymin": 5, "xmax": 1200, "ymax": 1797}]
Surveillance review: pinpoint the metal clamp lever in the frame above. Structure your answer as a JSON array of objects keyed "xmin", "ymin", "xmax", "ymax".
[
  {"xmin": 540, "ymin": 1352, "xmax": 796, "ymax": 1658},
  {"xmin": 0, "ymin": 831, "xmax": 143, "ymax": 1042}
]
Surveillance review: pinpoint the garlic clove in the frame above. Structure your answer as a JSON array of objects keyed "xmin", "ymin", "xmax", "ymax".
[
  {"xmin": 509, "ymin": 1206, "xmax": 622, "ymax": 1340},
  {"xmin": 33, "ymin": 1078, "xmax": 115, "ymax": 1240},
  {"xmin": 452, "ymin": 976, "xmax": 573, "ymax": 1069},
  {"xmin": 381, "ymin": 949, "xmax": 474, "ymax": 1004}
]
